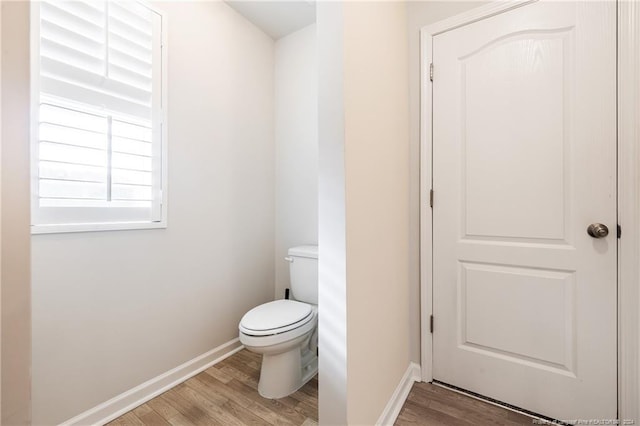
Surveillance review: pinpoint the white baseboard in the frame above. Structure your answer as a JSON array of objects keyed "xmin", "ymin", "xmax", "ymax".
[
  {"xmin": 59, "ymin": 338, "xmax": 244, "ymax": 426},
  {"xmin": 376, "ymin": 362, "xmax": 422, "ymax": 426}
]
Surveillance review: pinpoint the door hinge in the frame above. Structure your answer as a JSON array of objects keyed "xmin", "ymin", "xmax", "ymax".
[
  {"xmin": 617, "ymin": 224, "xmax": 622, "ymax": 239},
  {"xmin": 429, "ymin": 189, "xmax": 434, "ymax": 208},
  {"xmin": 429, "ymin": 63, "xmax": 434, "ymax": 82},
  {"xmin": 430, "ymin": 315, "xmax": 434, "ymax": 333}
]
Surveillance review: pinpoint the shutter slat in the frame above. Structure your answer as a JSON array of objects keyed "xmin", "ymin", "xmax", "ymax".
[
  {"xmin": 40, "ymin": 176, "xmax": 104, "ymax": 184},
  {"xmin": 110, "ymin": 1, "xmax": 151, "ymax": 27},
  {"xmin": 40, "ymin": 160, "xmax": 106, "ymax": 183},
  {"xmin": 44, "ymin": 1, "xmax": 105, "ymax": 23},
  {"xmin": 112, "ymin": 169, "xmax": 152, "ymax": 185},
  {"xmin": 109, "ymin": 59, "xmax": 152, "ymax": 80},
  {"xmin": 77, "ymin": 1, "xmax": 105, "ymax": 15},
  {"xmin": 40, "ymin": 122, "xmax": 106, "ymax": 150},
  {"xmin": 109, "ymin": 62, "xmax": 152, "ymax": 92},
  {"xmin": 40, "ymin": 103, "xmax": 106, "ymax": 132},
  {"xmin": 41, "ymin": 2, "xmax": 104, "ymax": 39},
  {"xmin": 112, "ymin": 184, "xmax": 152, "ymax": 201},
  {"xmin": 41, "ymin": 19, "xmax": 104, "ymax": 57},
  {"xmin": 112, "ymin": 137, "xmax": 152, "ymax": 157},
  {"xmin": 41, "ymin": 39, "xmax": 104, "ymax": 75},
  {"xmin": 113, "ymin": 1, "xmax": 152, "ymax": 21},
  {"xmin": 112, "ymin": 120, "xmax": 152, "ymax": 142},
  {"xmin": 109, "ymin": 48, "xmax": 152, "ymax": 77},
  {"xmin": 40, "ymin": 141, "xmax": 107, "ymax": 168},
  {"xmin": 108, "ymin": 32, "xmax": 152, "ymax": 63},
  {"xmin": 40, "ymin": 179, "xmax": 106, "ymax": 200},
  {"xmin": 40, "ymin": 198, "xmax": 151, "ymax": 208},
  {"xmin": 112, "ymin": 152, "xmax": 152, "ymax": 172},
  {"xmin": 109, "ymin": 14, "xmax": 152, "ymax": 48}
]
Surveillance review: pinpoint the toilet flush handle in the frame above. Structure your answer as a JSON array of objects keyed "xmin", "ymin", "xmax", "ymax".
[{"xmin": 284, "ymin": 256, "xmax": 294, "ymax": 263}]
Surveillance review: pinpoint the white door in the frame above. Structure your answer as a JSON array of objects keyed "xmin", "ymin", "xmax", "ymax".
[{"xmin": 431, "ymin": 0, "xmax": 617, "ymax": 421}]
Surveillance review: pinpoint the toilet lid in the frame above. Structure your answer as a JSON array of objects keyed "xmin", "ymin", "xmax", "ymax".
[{"xmin": 240, "ymin": 300, "xmax": 312, "ymax": 333}]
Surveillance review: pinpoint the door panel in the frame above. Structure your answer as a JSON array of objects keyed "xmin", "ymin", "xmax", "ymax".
[
  {"xmin": 461, "ymin": 262, "xmax": 576, "ymax": 372},
  {"xmin": 463, "ymin": 30, "xmax": 570, "ymax": 241},
  {"xmin": 432, "ymin": 1, "xmax": 616, "ymax": 420}
]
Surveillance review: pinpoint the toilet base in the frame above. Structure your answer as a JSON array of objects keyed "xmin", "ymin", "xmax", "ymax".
[{"xmin": 258, "ymin": 347, "xmax": 318, "ymax": 399}]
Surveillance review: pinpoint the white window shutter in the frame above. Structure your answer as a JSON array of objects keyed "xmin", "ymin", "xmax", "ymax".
[{"xmin": 32, "ymin": 1, "xmax": 165, "ymax": 229}]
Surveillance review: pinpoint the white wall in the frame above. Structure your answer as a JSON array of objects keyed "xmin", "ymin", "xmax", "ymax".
[
  {"xmin": 274, "ymin": 24, "xmax": 318, "ymax": 300},
  {"xmin": 406, "ymin": 0, "xmax": 487, "ymax": 363},
  {"xmin": 317, "ymin": 1, "xmax": 349, "ymax": 424},
  {"xmin": 1, "ymin": 2, "xmax": 31, "ymax": 424},
  {"xmin": 31, "ymin": 2, "xmax": 275, "ymax": 424}
]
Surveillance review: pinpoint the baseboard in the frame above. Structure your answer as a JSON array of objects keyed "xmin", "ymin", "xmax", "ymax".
[
  {"xmin": 59, "ymin": 338, "xmax": 244, "ymax": 426},
  {"xmin": 376, "ymin": 362, "xmax": 422, "ymax": 426}
]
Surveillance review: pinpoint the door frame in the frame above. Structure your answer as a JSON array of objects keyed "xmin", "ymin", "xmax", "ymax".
[{"xmin": 419, "ymin": 0, "xmax": 640, "ymax": 421}]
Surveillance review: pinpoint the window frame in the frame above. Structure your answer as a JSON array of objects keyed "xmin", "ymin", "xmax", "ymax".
[{"xmin": 30, "ymin": 1, "xmax": 168, "ymax": 234}]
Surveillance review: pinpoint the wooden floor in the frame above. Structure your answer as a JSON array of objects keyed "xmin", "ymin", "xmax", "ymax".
[
  {"xmin": 110, "ymin": 349, "xmax": 533, "ymax": 426},
  {"xmin": 395, "ymin": 382, "xmax": 533, "ymax": 426},
  {"xmin": 108, "ymin": 349, "xmax": 318, "ymax": 426}
]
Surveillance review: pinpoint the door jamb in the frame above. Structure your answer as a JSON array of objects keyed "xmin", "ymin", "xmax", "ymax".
[
  {"xmin": 616, "ymin": 1, "xmax": 639, "ymax": 422},
  {"xmin": 418, "ymin": 0, "xmax": 639, "ymax": 421}
]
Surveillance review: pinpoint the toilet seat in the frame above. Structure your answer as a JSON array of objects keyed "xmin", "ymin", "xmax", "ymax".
[{"xmin": 239, "ymin": 299, "xmax": 314, "ymax": 337}]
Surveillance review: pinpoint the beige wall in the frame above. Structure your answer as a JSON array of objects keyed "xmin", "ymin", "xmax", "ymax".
[
  {"xmin": 406, "ymin": 0, "xmax": 487, "ymax": 363},
  {"xmin": 343, "ymin": 2, "xmax": 411, "ymax": 424},
  {"xmin": 31, "ymin": 2, "xmax": 275, "ymax": 424},
  {"xmin": 318, "ymin": 2, "xmax": 411, "ymax": 423},
  {"xmin": 1, "ymin": 2, "xmax": 31, "ymax": 425},
  {"xmin": 274, "ymin": 24, "xmax": 318, "ymax": 300}
]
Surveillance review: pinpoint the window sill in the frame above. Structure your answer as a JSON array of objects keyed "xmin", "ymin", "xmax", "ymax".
[{"xmin": 31, "ymin": 220, "xmax": 167, "ymax": 235}]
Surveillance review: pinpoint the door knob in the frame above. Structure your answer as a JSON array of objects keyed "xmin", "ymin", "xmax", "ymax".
[{"xmin": 587, "ymin": 223, "xmax": 609, "ymax": 238}]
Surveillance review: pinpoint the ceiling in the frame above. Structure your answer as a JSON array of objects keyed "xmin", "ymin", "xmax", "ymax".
[{"xmin": 225, "ymin": 1, "xmax": 316, "ymax": 40}]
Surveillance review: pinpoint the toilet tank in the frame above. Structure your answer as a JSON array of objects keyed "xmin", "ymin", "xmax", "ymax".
[{"xmin": 288, "ymin": 245, "xmax": 318, "ymax": 305}]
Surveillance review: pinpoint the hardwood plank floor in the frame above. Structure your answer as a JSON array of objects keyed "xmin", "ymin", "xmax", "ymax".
[
  {"xmin": 110, "ymin": 349, "xmax": 533, "ymax": 426},
  {"xmin": 395, "ymin": 382, "xmax": 534, "ymax": 426},
  {"xmin": 108, "ymin": 349, "xmax": 318, "ymax": 426}
]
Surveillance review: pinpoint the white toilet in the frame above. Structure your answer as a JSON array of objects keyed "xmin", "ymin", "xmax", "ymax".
[{"xmin": 239, "ymin": 245, "xmax": 318, "ymax": 399}]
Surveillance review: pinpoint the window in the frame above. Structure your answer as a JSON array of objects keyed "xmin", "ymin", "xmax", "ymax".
[{"xmin": 31, "ymin": 1, "xmax": 166, "ymax": 233}]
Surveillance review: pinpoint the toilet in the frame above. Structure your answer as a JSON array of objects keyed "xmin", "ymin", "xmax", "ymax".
[{"xmin": 239, "ymin": 245, "xmax": 318, "ymax": 399}]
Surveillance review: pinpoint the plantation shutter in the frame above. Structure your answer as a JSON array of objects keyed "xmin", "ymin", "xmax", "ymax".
[{"xmin": 34, "ymin": 1, "xmax": 163, "ymax": 227}]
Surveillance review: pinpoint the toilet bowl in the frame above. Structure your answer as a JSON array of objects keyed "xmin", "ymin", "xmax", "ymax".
[
  {"xmin": 238, "ymin": 245, "xmax": 318, "ymax": 399},
  {"xmin": 239, "ymin": 299, "xmax": 318, "ymax": 398}
]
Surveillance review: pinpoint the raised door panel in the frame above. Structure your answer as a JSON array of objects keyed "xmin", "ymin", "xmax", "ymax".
[{"xmin": 462, "ymin": 30, "xmax": 572, "ymax": 242}]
